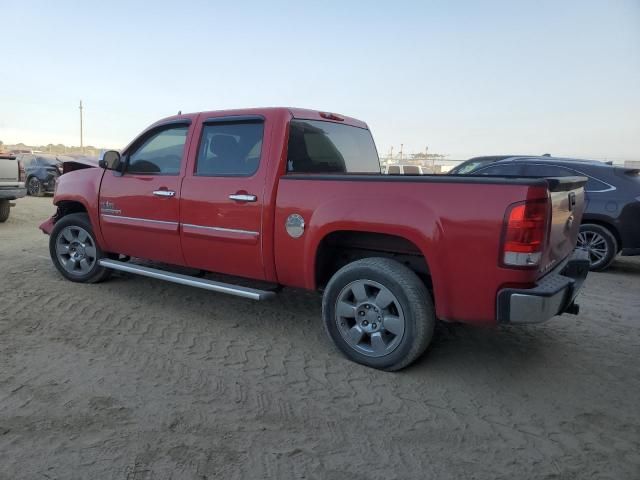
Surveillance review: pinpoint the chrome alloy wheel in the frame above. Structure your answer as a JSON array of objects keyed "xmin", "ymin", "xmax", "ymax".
[
  {"xmin": 55, "ymin": 225, "xmax": 98, "ymax": 275},
  {"xmin": 577, "ymin": 230, "xmax": 608, "ymax": 267},
  {"xmin": 335, "ymin": 279, "xmax": 405, "ymax": 357}
]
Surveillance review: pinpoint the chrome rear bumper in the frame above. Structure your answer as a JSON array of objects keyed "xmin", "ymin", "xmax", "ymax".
[{"xmin": 497, "ymin": 250, "xmax": 590, "ymax": 324}]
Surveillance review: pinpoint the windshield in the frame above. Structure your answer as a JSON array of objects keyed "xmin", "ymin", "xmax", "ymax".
[
  {"xmin": 37, "ymin": 155, "xmax": 63, "ymax": 165},
  {"xmin": 452, "ymin": 159, "xmax": 494, "ymax": 174}
]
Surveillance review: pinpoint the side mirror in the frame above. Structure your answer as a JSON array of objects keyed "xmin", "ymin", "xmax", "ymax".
[{"xmin": 99, "ymin": 150, "xmax": 122, "ymax": 171}]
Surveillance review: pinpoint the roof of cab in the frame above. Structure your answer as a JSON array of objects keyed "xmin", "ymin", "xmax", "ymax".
[{"xmin": 151, "ymin": 107, "xmax": 369, "ymax": 130}]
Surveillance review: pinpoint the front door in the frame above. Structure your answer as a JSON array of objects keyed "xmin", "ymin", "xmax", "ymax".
[
  {"xmin": 180, "ymin": 117, "xmax": 267, "ymax": 280},
  {"xmin": 99, "ymin": 123, "xmax": 192, "ymax": 265}
]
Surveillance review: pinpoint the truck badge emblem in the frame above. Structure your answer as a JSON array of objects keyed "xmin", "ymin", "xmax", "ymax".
[
  {"xmin": 285, "ymin": 214, "xmax": 305, "ymax": 238},
  {"xmin": 100, "ymin": 201, "xmax": 121, "ymax": 215}
]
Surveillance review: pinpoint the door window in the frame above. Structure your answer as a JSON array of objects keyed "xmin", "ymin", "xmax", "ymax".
[
  {"xmin": 195, "ymin": 121, "xmax": 264, "ymax": 176},
  {"xmin": 584, "ymin": 176, "xmax": 611, "ymax": 192},
  {"xmin": 127, "ymin": 126, "xmax": 188, "ymax": 175},
  {"xmin": 475, "ymin": 163, "xmax": 525, "ymax": 176},
  {"xmin": 522, "ymin": 164, "xmax": 574, "ymax": 177}
]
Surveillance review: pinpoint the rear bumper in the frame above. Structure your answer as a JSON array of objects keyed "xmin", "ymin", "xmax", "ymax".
[
  {"xmin": 0, "ymin": 187, "xmax": 27, "ymax": 200},
  {"xmin": 497, "ymin": 250, "xmax": 590, "ymax": 324}
]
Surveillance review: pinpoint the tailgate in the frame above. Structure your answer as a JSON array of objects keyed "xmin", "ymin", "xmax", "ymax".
[
  {"xmin": 0, "ymin": 155, "xmax": 19, "ymax": 187},
  {"xmin": 540, "ymin": 177, "xmax": 587, "ymax": 275}
]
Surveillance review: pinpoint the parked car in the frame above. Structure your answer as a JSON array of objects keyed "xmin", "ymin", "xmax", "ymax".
[
  {"xmin": 15, "ymin": 153, "xmax": 64, "ymax": 196},
  {"xmin": 39, "ymin": 108, "xmax": 590, "ymax": 370},
  {"xmin": 0, "ymin": 153, "xmax": 27, "ymax": 222},
  {"xmin": 383, "ymin": 164, "xmax": 424, "ymax": 174},
  {"xmin": 450, "ymin": 155, "xmax": 640, "ymax": 271}
]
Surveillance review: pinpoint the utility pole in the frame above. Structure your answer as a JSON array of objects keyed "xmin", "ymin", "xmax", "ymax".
[
  {"xmin": 79, "ymin": 100, "xmax": 84, "ymax": 153},
  {"xmin": 399, "ymin": 143, "xmax": 403, "ymax": 162}
]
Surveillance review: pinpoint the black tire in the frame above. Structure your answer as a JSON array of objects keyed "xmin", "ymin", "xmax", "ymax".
[
  {"xmin": 49, "ymin": 213, "xmax": 112, "ymax": 283},
  {"xmin": 27, "ymin": 176, "xmax": 43, "ymax": 197},
  {"xmin": 322, "ymin": 257, "xmax": 435, "ymax": 371},
  {"xmin": 0, "ymin": 199, "xmax": 10, "ymax": 222},
  {"xmin": 577, "ymin": 223, "xmax": 618, "ymax": 271}
]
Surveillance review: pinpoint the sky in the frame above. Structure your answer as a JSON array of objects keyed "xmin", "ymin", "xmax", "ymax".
[{"xmin": 1, "ymin": 0, "xmax": 639, "ymax": 161}]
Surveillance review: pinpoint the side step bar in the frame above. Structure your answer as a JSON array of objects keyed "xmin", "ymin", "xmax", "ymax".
[{"xmin": 98, "ymin": 259, "xmax": 276, "ymax": 301}]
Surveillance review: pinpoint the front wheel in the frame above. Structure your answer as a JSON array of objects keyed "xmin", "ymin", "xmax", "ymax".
[
  {"xmin": 27, "ymin": 177, "xmax": 43, "ymax": 196},
  {"xmin": 576, "ymin": 224, "xmax": 618, "ymax": 271},
  {"xmin": 322, "ymin": 257, "xmax": 435, "ymax": 371},
  {"xmin": 49, "ymin": 213, "xmax": 112, "ymax": 283}
]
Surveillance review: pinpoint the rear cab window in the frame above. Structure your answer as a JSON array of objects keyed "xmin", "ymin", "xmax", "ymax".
[{"xmin": 287, "ymin": 120, "xmax": 380, "ymax": 174}]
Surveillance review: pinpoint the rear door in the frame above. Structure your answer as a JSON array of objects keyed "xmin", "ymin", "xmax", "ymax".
[
  {"xmin": 179, "ymin": 116, "xmax": 269, "ymax": 280},
  {"xmin": 99, "ymin": 121, "xmax": 193, "ymax": 265}
]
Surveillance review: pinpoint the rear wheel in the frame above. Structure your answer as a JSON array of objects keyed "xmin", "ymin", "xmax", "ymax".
[
  {"xmin": 27, "ymin": 177, "xmax": 43, "ymax": 196},
  {"xmin": 49, "ymin": 213, "xmax": 112, "ymax": 283},
  {"xmin": 577, "ymin": 223, "xmax": 617, "ymax": 271},
  {"xmin": 0, "ymin": 199, "xmax": 10, "ymax": 222},
  {"xmin": 322, "ymin": 257, "xmax": 435, "ymax": 371}
]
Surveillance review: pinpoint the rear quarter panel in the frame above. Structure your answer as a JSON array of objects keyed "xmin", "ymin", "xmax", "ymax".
[{"xmin": 275, "ymin": 176, "xmax": 550, "ymax": 325}]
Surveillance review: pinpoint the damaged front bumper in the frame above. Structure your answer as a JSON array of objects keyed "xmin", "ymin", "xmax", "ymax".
[{"xmin": 39, "ymin": 216, "xmax": 55, "ymax": 235}]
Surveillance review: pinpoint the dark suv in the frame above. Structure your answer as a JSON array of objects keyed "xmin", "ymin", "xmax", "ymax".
[
  {"xmin": 16, "ymin": 154, "xmax": 64, "ymax": 196},
  {"xmin": 450, "ymin": 156, "xmax": 640, "ymax": 271}
]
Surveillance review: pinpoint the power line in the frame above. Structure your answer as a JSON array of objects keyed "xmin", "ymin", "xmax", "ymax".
[{"xmin": 79, "ymin": 100, "xmax": 84, "ymax": 153}]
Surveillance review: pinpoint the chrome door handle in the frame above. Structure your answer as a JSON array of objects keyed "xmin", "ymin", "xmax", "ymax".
[
  {"xmin": 153, "ymin": 190, "xmax": 176, "ymax": 197},
  {"xmin": 229, "ymin": 193, "xmax": 257, "ymax": 202}
]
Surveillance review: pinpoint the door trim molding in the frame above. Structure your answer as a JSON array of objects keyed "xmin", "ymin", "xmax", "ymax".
[
  {"xmin": 181, "ymin": 223, "xmax": 259, "ymax": 244},
  {"xmin": 101, "ymin": 213, "xmax": 179, "ymax": 232}
]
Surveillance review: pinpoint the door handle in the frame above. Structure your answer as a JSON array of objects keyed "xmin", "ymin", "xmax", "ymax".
[
  {"xmin": 229, "ymin": 193, "xmax": 257, "ymax": 202},
  {"xmin": 153, "ymin": 190, "xmax": 176, "ymax": 197}
]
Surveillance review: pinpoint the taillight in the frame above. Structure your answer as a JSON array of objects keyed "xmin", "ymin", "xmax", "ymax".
[
  {"xmin": 18, "ymin": 160, "xmax": 26, "ymax": 182},
  {"xmin": 501, "ymin": 199, "xmax": 549, "ymax": 267}
]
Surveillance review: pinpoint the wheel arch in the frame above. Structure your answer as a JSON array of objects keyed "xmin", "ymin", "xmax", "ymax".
[
  {"xmin": 55, "ymin": 199, "xmax": 88, "ymax": 217},
  {"xmin": 314, "ymin": 229, "xmax": 433, "ymax": 293},
  {"xmin": 581, "ymin": 218, "xmax": 621, "ymax": 251},
  {"xmin": 53, "ymin": 197, "xmax": 107, "ymax": 250}
]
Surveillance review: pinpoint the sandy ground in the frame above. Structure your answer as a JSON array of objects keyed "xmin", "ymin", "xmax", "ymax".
[{"xmin": 0, "ymin": 196, "xmax": 638, "ymax": 480}]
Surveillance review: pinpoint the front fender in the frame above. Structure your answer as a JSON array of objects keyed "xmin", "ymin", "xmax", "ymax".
[{"xmin": 50, "ymin": 168, "xmax": 106, "ymax": 248}]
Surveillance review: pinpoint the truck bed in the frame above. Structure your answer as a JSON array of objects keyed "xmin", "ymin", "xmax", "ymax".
[{"xmin": 274, "ymin": 173, "xmax": 586, "ymax": 324}]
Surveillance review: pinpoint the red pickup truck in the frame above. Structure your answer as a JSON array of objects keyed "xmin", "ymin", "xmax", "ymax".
[{"xmin": 40, "ymin": 108, "xmax": 590, "ymax": 370}]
